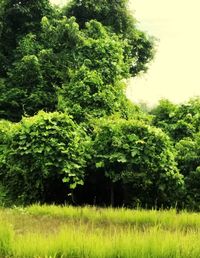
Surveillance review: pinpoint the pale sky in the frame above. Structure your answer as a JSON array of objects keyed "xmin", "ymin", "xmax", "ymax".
[
  {"xmin": 127, "ymin": 0, "xmax": 200, "ymax": 105},
  {"xmin": 52, "ymin": 0, "xmax": 200, "ymax": 105}
]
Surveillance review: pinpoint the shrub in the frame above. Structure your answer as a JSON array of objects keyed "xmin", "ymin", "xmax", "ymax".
[
  {"xmin": 2, "ymin": 111, "xmax": 91, "ymax": 204},
  {"xmin": 90, "ymin": 118, "xmax": 184, "ymax": 207}
]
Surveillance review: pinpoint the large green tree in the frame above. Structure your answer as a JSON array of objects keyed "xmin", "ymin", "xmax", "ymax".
[
  {"xmin": 65, "ymin": 0, "xmax": 155, "ymax": 76},
  {"xmin": 0, "ymin": 16, "xmax": 134, "ymax": 122},
  {"xmin": 0, "ymin": 0, "xmax": 155, "ymax": 122}
]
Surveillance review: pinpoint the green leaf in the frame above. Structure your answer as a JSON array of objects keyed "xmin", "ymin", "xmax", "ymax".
[
  {"xmin": 70, "ymin": 183, "xmax": 77, "ymax": 189},
  {"xmin": 131, "ymin": 150, "xmax": 138, "ymax": 158},
  {"xmin": 62, "ymin": 177, "xmax": 70, "ymax": 183},
  {"xmin": 96, "ymin": 161, "xmax": 104, "ymax": 168}
]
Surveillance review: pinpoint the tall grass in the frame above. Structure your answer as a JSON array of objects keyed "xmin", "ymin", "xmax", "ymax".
[
  {"xmin": 1, "ymin": 205, "xmax": 200, "ymax": 257},
  {"xmin": 0, "ymin": 220, "xmax": 13, "ymax": 257},
  {"xmin": 26, "ymin": 204, "xmax": 200, "ymax": 231},
  {"xmin": 6, "ymin": 225, "xmax": 200, "ymax": 257}
]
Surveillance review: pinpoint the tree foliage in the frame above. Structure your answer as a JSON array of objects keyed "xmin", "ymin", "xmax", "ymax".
[
  {"xmin": 175, "ymin": 133, "xmax": 200, "ymax": 177},
  {"xmin": 91, "ymin": 118, "xmax": 184, "ymax": 207},
  {"xmin": 151, "ymin": 98, "xmax": 200, "ymax": 209},
  {"xmin": 0, "ymin": 0, "xmax": 53, "ymax": 76},
  {"xmin": 0, "ymin": 0, "xmax": 198, "ymax": 209},
  {"xmin": 151, "ymin": 98, "xmax": 200, "ymax": 141},
  {"xmin": 0, "ymin": 15, "xmax": 134, "ymax": 121},
  {"xmin": 0, "ymin": 0, "xmax": 155, "ymax": 122},
  {"xmin": 175, "ymin": 133, "xmax": 200, "ymax": 209},
  {"xmin": 65, "ymin": 0, "xmax": 155, "ymax": 76},
  {"xmin": 0, "ymin": 111, "xmax": 90, "ymax": 204}
]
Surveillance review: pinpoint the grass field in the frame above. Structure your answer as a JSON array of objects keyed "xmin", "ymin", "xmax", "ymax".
[{"xmin": 1, "ymin": 205, "xmax": 200, "ymax": 257}]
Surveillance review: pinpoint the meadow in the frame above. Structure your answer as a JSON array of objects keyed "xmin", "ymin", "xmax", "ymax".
[{"xmin": 0, "ymin": 205, "xmax": 200, "ymax": 257}]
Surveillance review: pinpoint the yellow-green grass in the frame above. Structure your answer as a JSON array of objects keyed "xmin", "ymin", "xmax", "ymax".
[
  {"xmin": 26, "ymin": 204, "xmax": 200, "ymax": 231},
  {"xmin": 1, "ymin": 205, "xmax": 200, "ymax": 257}
]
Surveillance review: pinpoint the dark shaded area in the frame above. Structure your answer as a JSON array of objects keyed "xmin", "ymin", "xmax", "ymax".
[{"xmin": 74, "ymin": 171, "xmax": 124, "ymax": 207}]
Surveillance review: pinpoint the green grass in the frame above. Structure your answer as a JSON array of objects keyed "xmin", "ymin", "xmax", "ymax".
[
  {"xmin": 26, "ymin": 204, "xmax": 200, "ymax": 231},
  {"xmin": 1, "ymin": 205, "xmax": 200, "ymax": 257}
]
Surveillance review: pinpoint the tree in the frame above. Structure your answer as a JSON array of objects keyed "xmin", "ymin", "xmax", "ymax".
[
  {"xmin": 0, "ymin": 119, "xmax": 12, "ymax": 172},
  {"xmin": 175, "ymin": 133, "xmax": 200, "ymax": 177},
  {"xmin": 151, "ymin": 99, "xmax": 177, "ymax": 136},
  {"xmin": 0, "ymin": 0, "xmax": 154, "ymax": 122},
  {"xmin": 0, "ymin": 0, "xmax": 53, "ymax": 76},
  {"xmin": 0, "ymin": 0, "xmax": 165, "ymax": 208},
  {"xmin": 0, "ymin": 119, "xmax": 14, "ymax": 205},
  {"xmin": 0, "ymin": 16, "xmax": 134, "ymax": 122},
  {"xmin": 65, "ymin": 0, "xmax": 155, "ymax": 76},
  {"xmin": 1, "ymin": 111, "xmax": 91, "ymax": 204},
  {"xmin": 0, "ymin": 0, "xmax": 58, "ymax": 121},
  {"xmin": 57, "ymin": 19, "xmax": 132, "ymax": 122},
  {"xmin": 1, "ymin": 51, "xmax": 57, "ymax": 121},
  {"xmin": 91, "ymin": 117, "xmax": 183, "ymax": 207},
  {"xmin": 151, "ymin": 98, "xmax": 200, "ymax": 142},
  {"xmin": 152, "ymin": 98, "xmax": 200, "ymax": 210}
]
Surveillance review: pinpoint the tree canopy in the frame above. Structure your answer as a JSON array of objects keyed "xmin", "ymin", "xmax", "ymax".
[
  {"xmin": 0, "ymin": 0, "xmax": 154, "ymax": 122},
  {"xmin": 65, "ymin": 0, "xmax": 155, "ymax": 76}
]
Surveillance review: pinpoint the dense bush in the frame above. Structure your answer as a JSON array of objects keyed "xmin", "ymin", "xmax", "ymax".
[
  {"xmin": 88, "ymin": 118, "xmax": 184, "ymax": 207},
  {"xmin": 151, "ymin": 98, "xmax": 200, "ymax": 209},
  {"xmin": 1, "ymin": 111, "xmax": 91, "ymax": 204}
]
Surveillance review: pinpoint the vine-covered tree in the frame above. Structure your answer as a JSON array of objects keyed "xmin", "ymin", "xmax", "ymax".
[
  {"xmin": 90, "ymin": 117, "xmax": 184, "ymax": 207},
  {"xmin": 65, "ymin": 0, "xmax": 155, "ymax": 76},
  {"xmin": 0, "ymin": 111, "xmax": 91, "ymax": 204},
  {"xmin": 0, "ymin": 0, "xmax": 155, "ymax": 122}
]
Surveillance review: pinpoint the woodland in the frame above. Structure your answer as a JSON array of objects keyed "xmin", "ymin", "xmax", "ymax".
[{"xmin": 0, "ymin": 0, "xmax": 199, "ymax": 210}]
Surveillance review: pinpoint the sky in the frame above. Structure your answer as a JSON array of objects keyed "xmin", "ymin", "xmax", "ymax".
[
  {"xmin": 52, "ymin": 0, "xmax": 200, "ymax": 106},
  {"xmin": 127, "ymin": 0, "xmax": 200, "ymax": 105}
]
